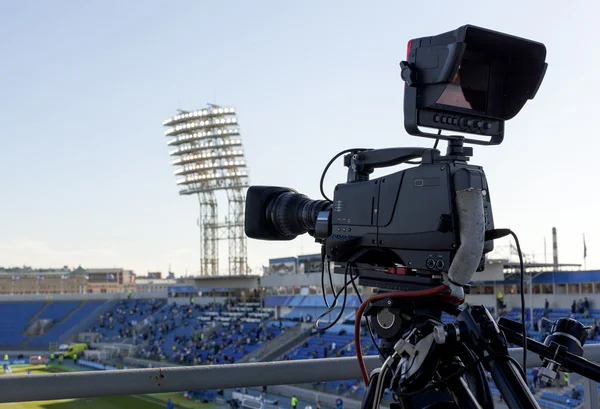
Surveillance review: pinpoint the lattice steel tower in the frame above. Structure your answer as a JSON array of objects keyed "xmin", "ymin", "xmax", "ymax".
[{"xmin": 163, "ymin": 104, "xmax": 249, "ymax": 276}]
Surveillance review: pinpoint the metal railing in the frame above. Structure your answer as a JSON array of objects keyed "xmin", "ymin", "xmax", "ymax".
[{"xmin": 2, "ymin": 345, "xmax": 600, "ymax": 404}]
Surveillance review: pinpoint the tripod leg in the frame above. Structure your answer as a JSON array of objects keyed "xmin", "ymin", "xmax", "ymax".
[
  {"xmin": 456, "ymin": 344, "xmax": 493, "ymax": 409},
  {"xmin": 361, "ymin": 370, "xmax": 382, "ymax": 409},
  {"xmin": 442, "ymin": 369, "xmax": 483, "ymax": 409}
]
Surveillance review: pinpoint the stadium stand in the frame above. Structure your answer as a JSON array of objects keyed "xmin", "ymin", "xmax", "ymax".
[
  {"xmin": 89, "ymin": 299, "xmax": 167, "ymax": 343},
  {"xmin": 0, "ymin": 302, "xmax": 45, "ymax": 346},
  {"xmin": 2, "ymin": 292, "xmax": 599, "ymax": 408},
  {"xmin": 87, "ymin": 300, "xmax": 296, "ymax": 365},
  {"xmin": 0, "ymin": 301, "xmax": 107, "ymax": 348},
  {"xmin": 26, "ymin": 301, "xmax": 105, "ymax": 347},
  {"xmin": 38, "ymin": 301, "xmax": 81, "ymax": 322}
]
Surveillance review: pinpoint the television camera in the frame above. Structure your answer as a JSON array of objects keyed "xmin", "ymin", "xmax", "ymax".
[
  {"xmin": 245, "ymin": 24, "xmax": 548, "ymax": 298},
  {"xmin": 245, "ymin": 25, "xmax": 600, "ymax": 409}
]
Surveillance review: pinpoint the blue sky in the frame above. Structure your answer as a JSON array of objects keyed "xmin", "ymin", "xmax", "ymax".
[{"xmin": 0, "ymin": 0, "xmax": 597, "ymax": 276}]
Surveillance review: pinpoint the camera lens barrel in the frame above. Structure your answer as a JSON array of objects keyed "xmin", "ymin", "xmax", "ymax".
[{"xmin": 265, "ymin": 192, "xmax": 331, "ymax": 238}]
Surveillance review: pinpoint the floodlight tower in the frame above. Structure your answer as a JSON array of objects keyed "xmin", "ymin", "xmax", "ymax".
[{"xmin": 163, "ymin": 104, "xmax": 250, "ymax": 276}]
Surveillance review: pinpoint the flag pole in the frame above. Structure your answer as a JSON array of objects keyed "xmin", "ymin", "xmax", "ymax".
[{"xmin": 584, "ymin": 233, "xmax": 587, "ymax": 270}]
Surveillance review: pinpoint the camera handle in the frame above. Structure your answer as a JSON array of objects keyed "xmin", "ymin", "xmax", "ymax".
[
  {"xmin": 344, "ymin": 139, "xmax": 477, "ymax": 184},
  {"xmin": 344, "ymin": 148, "xmax": 439, "ymax": 183}
]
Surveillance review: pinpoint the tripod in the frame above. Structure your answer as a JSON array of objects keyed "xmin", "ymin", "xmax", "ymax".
[{"xmin": 359, "ymin": 291, "xmax": 600, "ymax": 409}]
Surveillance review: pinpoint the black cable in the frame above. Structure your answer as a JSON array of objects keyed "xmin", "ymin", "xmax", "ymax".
[
  {"xmin": 321, "ymin": 251, "xmax": 327, "ymax": 306},
  {"xmin": 315, "ymin": 263, "xmax": 354, "ymax": 331},
  {"xmin": 319, "ymin": 148, "xmax": 369, "ymax": 202},
  {"xmin": 509, "ymin": 230, "xmax": 527, "ymax": 377},
  {"xmin": 406, "ymin": 131, "xmax": 441, "ymax": 165},
  {"xmin": 397, "ymin": 353, "xmax": 417, "ymax": 379},
  {"xmin": 349, "ymin": 265, "xmax": 383, "ymax": 358},
  {"xmin": 326, "ymin": 255, "xmax": 336, "ymax": 303},
  {"xmin": 320, "ymin": 246, "xmax": 331, "ymax": 308},
  {"xmin": 316, "ymin": 250, "xmax": 370, "ymax": 331},
  {"xmin": 394, "ymin": 354, "xmax": 522, "ymax": 397},
  {"xmin": 320, "ymin": 246, "xmax": 339, "ymax": 311}
]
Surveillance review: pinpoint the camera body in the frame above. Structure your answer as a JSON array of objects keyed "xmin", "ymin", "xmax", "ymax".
[{"xmin": 322, "ymin": 151, "xmax": 493, "ymax": 274}]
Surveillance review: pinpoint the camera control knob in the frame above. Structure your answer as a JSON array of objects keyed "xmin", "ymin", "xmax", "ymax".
[
  {"xmin": 433, "ymin": 325, "xmax": 447, "ymax": 344},
  {"xmin": 478, "ymin": 121, "xmax": 491, "ymax": 131},
  {"xmin": 400, "ymin": 61, "xmax": 416, "ymax": 87},
  {"xmin": 466, "ymin": 119, "xmax": 478, "ymax": 131}
]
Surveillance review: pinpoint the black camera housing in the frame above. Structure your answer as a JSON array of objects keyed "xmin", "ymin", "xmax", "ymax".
[{"xmin": 324, "ymin": 150, "xmax": 493, "ymax": 274}]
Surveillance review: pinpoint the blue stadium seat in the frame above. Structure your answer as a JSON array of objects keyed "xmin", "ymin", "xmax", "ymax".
[
  {"xmin": 0, "ymin": 302, "xmax": 45, "ymax": 347},
  {"xmin": 28, "ymin": 301, "xmax": 104, "ymax": 347}
]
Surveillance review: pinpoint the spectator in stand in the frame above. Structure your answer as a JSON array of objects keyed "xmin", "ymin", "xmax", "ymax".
[
  {"xmin": 584, "ymin": 297, "xmax": 591, "ymax": 317},
  {"xmin": 544, "ymin": 299, "xmax": 550, "ymax": 318},
  {"xmin": 578, "ymin": 299, "xmax": 585, "ymax": 314},
  {"xmin": 496, "ymin": 292, "xmax": 506, "ymax": 313},
  {"xmin": 571, "ymin": 300, "xmax": 577, "ymax": 315}
]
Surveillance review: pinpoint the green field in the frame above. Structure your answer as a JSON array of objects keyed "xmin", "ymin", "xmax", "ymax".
[{"xmin": 0, "ymin": 366, "xmax": 219, "ymax": 409}]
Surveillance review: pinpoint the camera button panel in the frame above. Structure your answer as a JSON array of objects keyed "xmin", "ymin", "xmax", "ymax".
[{"xmin": 429, "ymin": 111, "xmax": 495, "ymax": 135}]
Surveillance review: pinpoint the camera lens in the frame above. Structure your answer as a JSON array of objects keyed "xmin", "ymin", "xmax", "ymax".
[{"xmin": 266, "ymin": 191, "xmax": 331, "ymax": 239}]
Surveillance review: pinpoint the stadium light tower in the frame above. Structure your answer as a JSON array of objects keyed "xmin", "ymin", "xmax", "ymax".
[{"xmin": 163, "ymin": 104, "xmax": 250, "ymax": 276}]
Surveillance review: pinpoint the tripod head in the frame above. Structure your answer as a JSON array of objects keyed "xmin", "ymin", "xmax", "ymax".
[
  {"xmin": 360, "ymin": 292, "xmax": 600, "ymax": 409},
  {"xmin": 361, "ymin": 293, "xmax": 525, "ymax": 409}
]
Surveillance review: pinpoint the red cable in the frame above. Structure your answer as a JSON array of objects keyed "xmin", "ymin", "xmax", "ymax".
[{"xmin": 354, "ymin": 285, "xmax": 451, "ymax": 386}]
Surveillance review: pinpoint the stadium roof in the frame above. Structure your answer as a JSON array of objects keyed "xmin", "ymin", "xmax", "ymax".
[
  {"xmin": 297, "ymin": 254, "xmax": 321, "ymax": 261},
  {"xmin": 477, "ymin": 270, "xmax": 600, "ymax": 285},
  {"xmin": 193, "ymin": 274, "xmax": 260, "ymax": 281},
  {"xmin": 269, "ymin": 257, "xmax": 297, "ymax": 263},
  {"xmin": 502, "ymin": 261, "xmax": 582, "ymax": 270}
]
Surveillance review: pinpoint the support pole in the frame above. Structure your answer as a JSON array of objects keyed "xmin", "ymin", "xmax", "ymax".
[
  {"xmin": 3, "ymin": 346, "xmax": 600, "ymax": 404},
  {"xmin": 0, "ymin": 357, "xmax": 380, "ymax": 403}
]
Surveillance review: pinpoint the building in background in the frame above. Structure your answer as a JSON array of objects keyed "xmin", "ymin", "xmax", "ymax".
[
  {"xmin": 297, "ymin": 254, "xmax": 322, "ymax": 274},
  {"xmin": 135, "ymin": 277, "xmax": 177, "ymax": 293},
  {"xmin": 0, "ymin": 266, "xmax": 138, "ymax": 295},
  {"xmin": 268, "ymin": 257, "xmax": 298, "ymax": 275},
  {"xmin": 85, "ymin": 268, "xmax": 135, "ymax": 294},
  {"xmin": 0, "ymin": 266, "xmax": 86, "ymax": 295}
]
